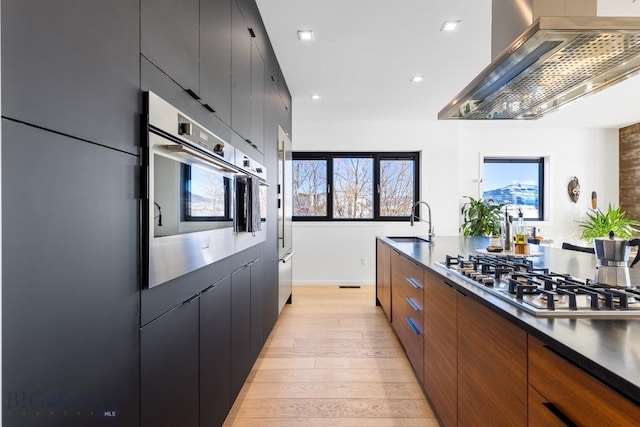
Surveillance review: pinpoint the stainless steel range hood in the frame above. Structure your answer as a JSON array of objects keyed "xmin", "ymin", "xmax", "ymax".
[{"xmin": 438, "ymin": 16, "xmax": 640, "ymax": 120}]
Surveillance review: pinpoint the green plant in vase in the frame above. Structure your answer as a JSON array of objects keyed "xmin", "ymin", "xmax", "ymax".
[
  {"xmin": 577, "ymin": 204, "xmax": 640, "ymax": 245},
  {"xmin": 460, "ymin": 196, "xmax": 504, "ymax": 236}
]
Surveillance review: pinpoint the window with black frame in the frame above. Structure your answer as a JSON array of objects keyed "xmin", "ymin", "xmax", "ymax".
[
  {"xmin": 292, "ymin": 152, "xmax": 419, "ymax": 221},
  {"xmin": 181, "ymin": 163, "xmax": 231, "ymax": 221},
  {"xmin": 482, "ymin": 157, "xmax": 544, "ymax": 220}
]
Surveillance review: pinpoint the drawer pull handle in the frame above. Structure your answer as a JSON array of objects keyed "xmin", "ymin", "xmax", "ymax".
[
  {"xmin": 406, "ymin": 277, "xmax": 423, "ymax": 290},
  {"xmin": 542, "ymin": 402, "xmax": 578, "ymax": 427},
  {"xmin": 406, "ymin": 317, "xmax": 422, "ymax": 335},
  {"xmin": 406, "ymin": 297, "xmax": 422, "ymax": 312}
]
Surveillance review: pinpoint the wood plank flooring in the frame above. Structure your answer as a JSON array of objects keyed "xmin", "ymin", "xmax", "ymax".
[{"xmin": 223, "ymin": 285, "xmax": 438, "ymax": 426}]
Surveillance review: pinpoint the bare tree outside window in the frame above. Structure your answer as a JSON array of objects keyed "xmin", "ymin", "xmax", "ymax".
[
  {"xmin": 293, "ymin": 159, "xmax": 327, "ymax": 216},
  {"xmin": 292, "ymin": 151, "xmax": 418, "ymax": 221},
  {"xmin": 190, "ymin": 165, "xmax": 226, "ymax": 217},
  {"xmin": 380, "ymin": 159, "xmax": 414, "ymax": 216},
  {"xmin": 333, "ymin": 157, "xmax": 373, "ymax": 219}
]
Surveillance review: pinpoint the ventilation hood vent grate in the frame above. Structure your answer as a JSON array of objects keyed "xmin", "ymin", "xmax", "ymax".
[{"xmin": 438, "ymin": 17, "xmax": 640, "ymax": 120}]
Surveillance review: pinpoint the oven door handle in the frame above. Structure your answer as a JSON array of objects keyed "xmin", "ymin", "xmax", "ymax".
[
  {"xmin": 235, "ymin": 173, "xmax": 269, "ymax": 186},
  {"xmin": 162, "ymin": 144, "xmax": 239, "ymax": 173}
]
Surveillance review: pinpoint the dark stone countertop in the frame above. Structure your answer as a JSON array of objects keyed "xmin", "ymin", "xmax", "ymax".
[{"xmin": 378, "ymin": 235, "xmax": 640, "ymax": 405}]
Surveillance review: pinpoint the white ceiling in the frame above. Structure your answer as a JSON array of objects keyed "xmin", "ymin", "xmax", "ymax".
[{"xmin": 256, "ymin": 0, "xmax": 640, "ymax": 129}]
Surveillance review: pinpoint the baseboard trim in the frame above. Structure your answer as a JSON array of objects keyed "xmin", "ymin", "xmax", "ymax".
[{"xmin": 293, "ymin": 281, "xmax": 374, "ymax": 286}]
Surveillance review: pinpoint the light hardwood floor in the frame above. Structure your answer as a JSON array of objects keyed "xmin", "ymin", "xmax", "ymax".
[{"xmin": 223, "ymin": 285, "xmax": 438, "ymax": 426}]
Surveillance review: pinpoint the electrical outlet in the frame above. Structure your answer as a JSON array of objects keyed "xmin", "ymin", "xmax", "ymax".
[{"xmin": 361, "ymin": 257, "xmax": 367, "ymax": 266}]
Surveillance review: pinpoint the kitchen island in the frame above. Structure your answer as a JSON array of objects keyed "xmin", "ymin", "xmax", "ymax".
[{"xmin": 377, "ymin": 235, "xmax": 640, "ymax": 426}]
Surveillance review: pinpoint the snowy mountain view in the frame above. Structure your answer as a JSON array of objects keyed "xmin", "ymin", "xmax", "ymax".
[{"xmin": 483, "ymin": 183, "xmax": 540, "ymax": 218}]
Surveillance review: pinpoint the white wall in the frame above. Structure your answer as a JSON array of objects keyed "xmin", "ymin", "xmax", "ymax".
[
  {"xmin": 597, "ymin": 0, "xmax": 640, "ymax": 17},
  {"xmin": 458, "ymin": 124, "xmax": 619, "ymax": 244},
  {"xmin": 291, "ymin": 118, "xmax": 619, "ymax": 285}
]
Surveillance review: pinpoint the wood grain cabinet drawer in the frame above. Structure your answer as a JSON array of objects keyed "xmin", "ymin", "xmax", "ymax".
[
  {"xmin": 393, "ymin": 310, "xmax": 423, "ymax": 380},
  {"xmin": 392, "ymin": 252, "xmax": 424, "ymax": 303},
  {"xmin": 528, "ymin": 385, "xmax": 570, "ymax": 427},
  {"xmin": 528, "ymin": 335, "xmax": 640, "ymax": 426},
  {"xmin": 423, "ymin": 271, "xmax": 457, "ymax": 427},
  {"xmin": 390, "ymin": 250, "xmax": 424, "ymax": 379}
]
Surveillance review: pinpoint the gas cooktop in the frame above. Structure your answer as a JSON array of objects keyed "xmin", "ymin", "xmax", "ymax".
[{"xmin": 437, "ymin": 254, "xmax": 640, "ymax": 317}]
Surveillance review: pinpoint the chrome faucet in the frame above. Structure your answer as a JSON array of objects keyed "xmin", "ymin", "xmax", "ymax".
[{"xmin": 410, "ymin": 201, "xmax": 434, "ymax": 240}]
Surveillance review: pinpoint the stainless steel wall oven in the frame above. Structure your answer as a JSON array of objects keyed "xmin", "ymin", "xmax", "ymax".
[{"xmin": 142, "ymin": 92, "xmax": 267, "ymax": 288}]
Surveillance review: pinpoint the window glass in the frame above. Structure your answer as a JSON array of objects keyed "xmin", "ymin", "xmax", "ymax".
[
  {"xmin": 292, "ymin": 152, "xmax": 419, "ymax": 221},
  {"xmin": 380, "ymin": 159, "xmax": 414, "ymax": 217},
  {"xmin": 482, "ymin": 158, "xmax": 543, "ymax": 220},
  {"xmin": 183, "ymin": 163, "xmax": 229, "ymax": 220},
  {"xmin": 333, "ymin": 157, "xmax": 374, "ymax": 219},
  {"xmin": 293, "ymin": 159, "xmax": 328, "ymax": 217}
]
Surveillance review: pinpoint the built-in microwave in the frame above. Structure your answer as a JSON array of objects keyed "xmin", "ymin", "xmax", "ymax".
[{"xmin": 142, "ymin": 91, "xmax": 267, "ymax": 288}]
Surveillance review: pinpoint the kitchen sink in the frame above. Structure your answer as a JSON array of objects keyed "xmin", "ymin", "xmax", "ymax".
[{"xmin": 387, "ymin": 236, "xmax": 431, "ymax": 243}]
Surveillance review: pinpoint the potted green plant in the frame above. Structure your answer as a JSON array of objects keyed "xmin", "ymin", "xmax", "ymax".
[
  {"xmin": 578, "ymin": 204, "xmax": 640, "ymax": 245},
  {"xmin": 460, "ymin": 196, "xmax": 504, "ymax": 236}
]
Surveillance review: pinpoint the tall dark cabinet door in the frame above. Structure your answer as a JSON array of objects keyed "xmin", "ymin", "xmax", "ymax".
[
  {"xmin": 141, "ymin": 299, "xmax": 200, "ymax": 427},
  {"xmin": 201, "ymin": 0, "xmax": 233, "ymax": 125},
  {"xmin": 231, "ymin": 263, "xmax": 252, "ymax": 400},
  {"xmin": 251, "ymin": 40, "xmax": 265, "ymax": 153},
  {"xmin": 231, "ymin": 0, "xmax": 252, "ymax": 140},
  {"xmin": 278, "ymin": 67, "xmax": 292, "ymax": 137},
  {"xmin": 2, "ymin": 120, "xmax": 139, "ymax": 427},
  {"xmin": 262, "ymin": 49, "xmax": 281, "ymax": 340},
  {"xmin": 200, "ymin": 277, "xmax": 232, "ymax": 427},
  {"xmin": 1, "ymin": 0, "xmax": 139, "ymax": 154},
  {"xmin": 141, "ymin": 0, "xmax": 200, "ymax": 96},
  {"xmin": 250, "ymin": 257, "xmax": 265, "ymax": 360}
]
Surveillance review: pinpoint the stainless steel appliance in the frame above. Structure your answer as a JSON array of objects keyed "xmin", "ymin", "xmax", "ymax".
[
  {"xmin": 143, "ymin": 91, "xmax": 267, "ymax": 288},
  {"xmin": 277, "ymin": 126, "xmax": 293, "ymax": 312},
  {"xmin": 593, "ymin": 232, "xmax": 638, "ymax": 288},
  {"xmin": 439, "ymin": 1, "xmax": 640, "ymax": 120},
  {"xmin": 437, "ymin": 254, "xmax": 640, "ymax": 317},
  {"xmin": 233, "ymin": 148, "xmax": 268, "ymax": 254}
]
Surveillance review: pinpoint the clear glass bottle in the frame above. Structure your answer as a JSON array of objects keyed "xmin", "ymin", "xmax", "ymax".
[
  {"xmin": 503, "ymin": 210, "xmax": 513, "ymax": 251},
  {"xmin": 514, "ymin": 209, "xmax": 527, "ymax": 245}
]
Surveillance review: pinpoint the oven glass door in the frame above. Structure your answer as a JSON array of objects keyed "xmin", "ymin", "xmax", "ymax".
[
  {"xmin": 147, "ymin": 133, "xmax": 236, "ymax": 288},
  {"xmin": 153, "ymin": 152, "xmax": 233, "ymax": 237}
]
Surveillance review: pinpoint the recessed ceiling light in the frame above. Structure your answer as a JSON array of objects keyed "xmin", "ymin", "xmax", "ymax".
[
  {"xmin": 410, "ymin": 75, "xmax": 425, "ymax": 83},
  {"xmin": 311, "ymin": 94, "xmax": 320, "ymax": 100},
  {"xmin": 441, "ymin": 21, "xmax": 461, "ymax": 32},
  {"xmin": 297, "ymin": 30, "xmax": 315, "ymax": 41}
]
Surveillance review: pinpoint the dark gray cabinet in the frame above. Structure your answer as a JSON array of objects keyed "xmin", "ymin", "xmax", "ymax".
[
  {"xmin": 263, "ymin": 50, "xmax": 281, "ymax": 148},
  {"xmin": 262, "ymin": 48, "xmax": 282, "ymax": 339},
  {"xmin": 141, "ymin": 298, "xmax": 200, "ymax": 427},
  {"xmin": 200, "ymin": 277, "xmax": 232, "ymax": 427},
  {"xmin": 231, "ymin": 0, "xmax": 253, "ymax": 141},
  {"xmin": 141, "ymin": 0, "xmax": 200, "ymax": 96},
  {"xmin": 200, "ymin": 0, "xmax": 233, "ymax": 125},
  {"xmin": 236, "ymin": 0, "xmax": 270, "ymax": 74},
  {"xmin": 236, "ymin": 0, "xmax": 262, "ymax": 38},
  {"xmin": 1, "ymin": 0, "xmax": 139, "ymax": 154},
  {"xmin": 230, "ymin": 256, "xmax": 265, "ymax": 400},
  {"xmin": 251, "ymin": 40, "xmax": 266, "ymax": 152},
  {"xmin": 2, "ymin": 120, "xmax": 139, "ymax": 426},
  {"xmin": 142, "ymin": 275, "xmax": 235, "ymax": 427},
  {"xmin": 231, "ymin": 262, "xmax": 252, "ymax": 399},
  {"xmin": 3, "ymin": 0, "xmax": 289, "ymax": 425},
  {"xmin": 250, "ymin": 257, "xmax": 265, "ymax": 360},
  {"xmin": 278, "ymin": 66, "xmax": 293, "ymax": 137},
  {"xmin": 262, "ymin": 254, "xmax": 278, "ymax": 342}
]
